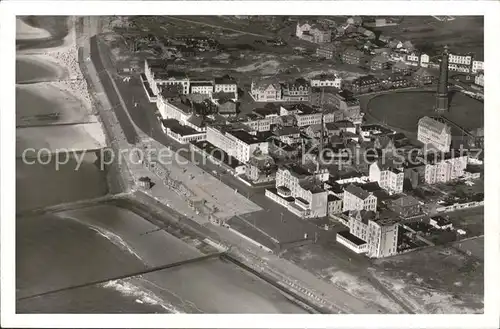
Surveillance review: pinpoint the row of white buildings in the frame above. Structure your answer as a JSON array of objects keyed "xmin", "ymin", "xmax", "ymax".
[
  {"xmin": 144, "ymin": 59, "xmax": 238, "ymax": 99},
  {"xmin": 250, "ymin": 74, "xmax": 342, "ymax": 103}
]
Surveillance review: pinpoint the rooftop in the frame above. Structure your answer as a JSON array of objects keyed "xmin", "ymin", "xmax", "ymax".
[
  {"xmin": 281, "ymin": 163, "xmax": 313, "ymax": 178},
  {"xmin": 344, "ymin": 184, "xmax": 372, "ymax": 200},
  {"xmin": 338, "ymin": 230, "xmax": 367, "ymax": 246},
  {"xmin": 418, "ymin": 116, "xmax": 451, "ymax": 135},
  {"xmin": 229, "ymin": 130, "xmax": 267, "ymax": 145},
  {"xmin": 283, "ymin": 103, "xmax": 318, "ymax": 115},
  {"xmin": 161, "ymin": 119, "xmax": 200, "ymax": 136},
  {"xmin": 253, "ymin": 106, "xmax": 280, "ymax": 117},
  {"xmin": 155, "ymin": 70, "xmax": 189, "ymax": 80},
  {"xmin": 391, "ymin": 195, "xmax": 420, "ymax": 208},
  {"xmin": 215, "ymin": 75, "xmax": 237, "ymax": 85}
]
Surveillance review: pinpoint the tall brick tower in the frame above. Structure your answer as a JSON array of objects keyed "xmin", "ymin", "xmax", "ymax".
[{"xmin": 435, "ymin": 45, "xmax": 450, "ymax": 112}]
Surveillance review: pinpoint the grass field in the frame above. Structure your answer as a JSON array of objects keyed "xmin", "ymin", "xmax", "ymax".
[
  {"xmin": 367, "ymin": 91, "xmax": 484, "ymax": 134},
  {"xmin": 453, "ymin": 236, "xmax": 484, "ymax": 261},
  {"xmin": 446, "ymin": 207, "xmax": 484, "ymax": 237},
  {"xmin": 373, "ymin": 16, "xmax": 484, "ymax": 58}
]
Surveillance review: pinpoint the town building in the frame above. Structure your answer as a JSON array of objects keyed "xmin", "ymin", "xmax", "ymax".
[
  {"xmin": 160, "ymin": 119, "xmax": 207, "ymax": 144},
  {"xmin": 280, "ymin": 103, "xmax": 322, "ymax": 127},
  {"xmin": 214, "ymin": 75, "xmax": 238, "ymax": 96},
  {"xmin": 281, "ymin": 78, "xmax": 311, "ymax": 102},
  {"xmin": 316, "ymin": 44, "xmax": 336, "ymax": 59},
  {"xmin": 268, "ymin": 164, "xmax": 330, "ymax": 218},
  {"xmin": 421, "ymin": 152, "xmax": 468, "ymax": 184},
  {"xmin": 388, "ymin": 74, "xmax": 411, "ymax": 89},
  {"xmin": 448, "ymin": 53, "xmax": 472, "ymax": 65},
  {"xmin": 206, "ymin": 126, "xmax": 269, "ymax": 163},
  {"xmin": 310, "ymin": 74, "xmax": 342, "ymax": 89},
  {"xmin": 474, "ymin": 72, "xmax": 484, "ymax": 87},
  {"xmin": 346, "ymin": 75, "xmax": 380, "ymax": 94},
  {"xmin": 144, "ymin": 59, "xmax": 190, "ymax": 95},
  {"xmin": 250, "ymin": 79, "xmax": 282, "ymax": 102},
  {"xmin": 217, "ymin": 99, "xmax": 237, "ymax": 116},
  {"xmin": 268, "ymin": 138, "xmax": 300, "ymax": 159},
  {"xmin": 272, "ymin": 126, "xmax": 301, "ymax": 145},
  {"xmin": 471, "ymin": 59, "xmax": 484, "ymax": 74},
  {"xmin": 388, "ymin": 195, "xmax": 421, "ymax": 218},
  {"xmin": 190, "ymin": 81, "xmax": 214, "ymax": 95},
  {"xmin": 296, "ymin": 22, "xmax": 332, "ymax": 44},
  {"xmin": 370, "ymin": 55, "xmax": 390, "ymax": 71},
  {"xmin": 369, "ymin": 160, "xmax": 404, "ymax": 194},
  {"xmin": 252, "ymin": 106, "xmax": 281, "ymax": 124},
  {"xmin": 365, "ymin": 211, "xmax": 399, "ymax": 258},
  {"xmin": 405, "ymin": 52, "xmax": 420, "ymax": 66},
  {"xmin": 420, "ymin": 53, "xmax": 430, "ymax": 67},
  {"xmin": 245, "ymin": 154, "xmax": 276, "ymax": 184},
  {"xmin": 347, "ymin": 16, "xmax": 363, "ymax": 26},
  {"xmin": 242, "ymin": 114, "xmax": 272, "ymax": 132},
  {"xmin": 156, "ymin": 92, "xmax": 192, "ymax": 124},
  {"xmin": 328, "ymin": 194, "xmax": 343, "ymax": 215},
  {"xmin": 342, "ymin": 47, "xmax": 365, "ymax": 65},
  {"xmin": 391, "ymin": 61, "xmax": 411, "ymax": 75},
  {"xmin": 342, "ymin": 184, "xmax": 378, "ymax": 212},
  {"xmin": 336, "ymin": 230, "xmax": 367, "ymax": 254},
  {"xmin": 345, "ymin": 209, "xmax": 399, "ymax": 258},
  {"xmin": 429, "ymin": 216, "xmax": 453, "ymax": 230},
  {"xmin": 413, "ymin": 67, "xmax": 436, "ymax": 85},
  {"xmin": 417, "ymin": 116, "xmax": 452, "ymax": 153}
]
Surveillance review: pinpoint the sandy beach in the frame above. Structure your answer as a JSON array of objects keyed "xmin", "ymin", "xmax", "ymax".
[
  {"xmin": 16, "ymin": 122, "xmax": 107, "ymax": 156},
  {"xmin": 16, "ymin": 18, "xmax": 51, "ymax": 40},
  {"xmin": 16, "ymin": 55, "xmax": 67, "ymax": 84}
]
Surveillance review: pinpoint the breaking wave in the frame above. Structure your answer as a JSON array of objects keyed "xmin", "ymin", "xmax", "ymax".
[
  {"xmin": 56, "ymin": 214, "xmax": 145, "ymax": 265},
  {"xmin": 102, "ymin": 279, "xmax": 182, "ymax": 313},
  {"xmin": 88, "ymin": 226, "xmax": 145, "ymax": 264}
]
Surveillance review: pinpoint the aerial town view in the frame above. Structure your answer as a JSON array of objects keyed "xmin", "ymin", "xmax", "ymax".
[{"xmin": 15, "ymin": 15, "xmax": 484, "ymax": 315}]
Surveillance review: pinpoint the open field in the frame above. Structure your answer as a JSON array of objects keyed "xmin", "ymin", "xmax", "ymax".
[
  {"xmin": 446, "ymin": 207, "xmax": 484, "ymax": 237},
  {"xmin": 367, "ymin": 91, "xmax": 484, "ymax": 134},
  {"xmin": 103, "ymin": 15, "xmax": 365, "ymax": 87},
  {"xmin": 453, "ymin": 236, "xmax": 484, "ymax": 261},
  {"xmin": 373, "ymin": 16, "xmax": 484, "ymax": 58},
  {"xmin": 282, "ymin": 238, "xmax": 408, "ymax": 313},
  {"xmin": 371, "ymin": 245, "xmax": 483, "ymax": 313}
]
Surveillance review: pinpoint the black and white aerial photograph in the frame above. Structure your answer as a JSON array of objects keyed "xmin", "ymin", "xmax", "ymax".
[{"xmin": 2, "ymin": 1, "xmax": 499, "ymax": 327}]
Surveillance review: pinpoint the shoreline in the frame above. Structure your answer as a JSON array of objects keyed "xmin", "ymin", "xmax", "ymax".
[
  {"xmin": 16, "ymin": 18, "xmax": 51, "ymax": 41},
  {"xmin": 16, "ymin": 54, "xmax": 68, "ymax": 84}
]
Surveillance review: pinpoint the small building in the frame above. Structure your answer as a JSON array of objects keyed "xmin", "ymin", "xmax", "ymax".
[
  {"xmin": 392, "ymin": 61, "xmax": 411, "ymax": 75},
  {"xmin": 336, "ymin": 230, "xmax": 367, "ymax": 254},
  {"xmin": 342, "ymin": 47, "xmax": 365, "ymax": 65},
  {"xmin": 328, "ymin": 194, "xmax": 343, "ymax": 216},
  {"xmin": 335, "ymin": 120, "xmax": 356, "ymax": 134},
  {"xmin": 429, "ymin": 216, "xmax": 453, "ymax": 230},
  {"xmin": 370, "ymin": 55, "xmax": 390, "ymax": 71},
  {"xmin": 281, "ymin": 78, "xmax": 310, "ymax": 102},
  {"xmin": 217, "ymin": 99, "xmax": 237, "ymax": 116},
  {"xmin": 137, "ymin": 176, "xmax": 153, "ymax": 189},
  {"xmin": 346, "ymin": 75, "xmax": 380, "ymax": 94},
  {"xmin": 245, "ymin": 154, "xmax": 277, "ymax": 184},
  {"xmin": 413, "ymin": 67, "xmax": 436, "ymax": 85},
  {"xmin": 316, "ymin": 43, "xmax": 336, "ymax": 59},
  {"xmin": 474, "ymin": 72, "xmax": 484, "ymax": 87},
  {"xmin": 384, "ymin": 74, "xmax": 410, "ymax": 89},
  {"xmin": 268, "ymin": 138, "xmax": 300, "ymax": 159},
  {"xmin": 388, "ymin": 195, "xmax": 421, "ymax": 218}
]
